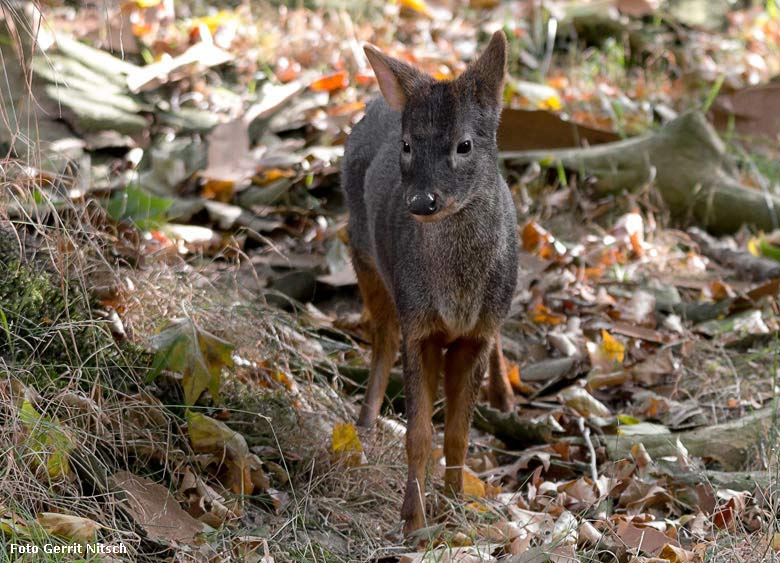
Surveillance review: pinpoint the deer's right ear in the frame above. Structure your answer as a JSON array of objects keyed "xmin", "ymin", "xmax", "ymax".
[{"xmin": 364, "ymin": 45, "xmax": 424, "ymax": 112}]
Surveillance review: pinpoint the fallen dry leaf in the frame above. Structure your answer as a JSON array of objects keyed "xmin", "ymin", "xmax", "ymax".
[
  {"xmin": 187, "ymin": 411, "xmax": 267, "ymax": 494},
  {"xmin": 616, "ymin": 520, "xmax": 679, "ymax": 556},
  {"xmin": 498, "ymin": 108, "xmax": 620, "ymax": 151},
  {"xmin": 559, "ymin": 386, "xmax": 611, "ymax": 417},
  {"xmin": 310, "ymin": 71, "xmax": 349, "ymax": 92},
  {"xmin": 531, "ymin": 303, "xmax": 566, "ymax": 325},
  {"xmin": 150, "ymin": 317, "xmax": 234, "ymax": 406},
  {"xmin": 657, "ymin": 544, "xmax": 697, "ymax": 563},
  {"xmin": 600, "ymin": 330, "xmax": 625, "ymax": 363},
  {"xmin": 398, "ymin": 0, "xmax": 434, "ymax": 18},
  {"xmin": 20, "ymin": 400, "xmax": 73, "ymax": 481},
  {"xmin": 37, "ymin": 513, "xmax": 100, "ymax": 544},
  {"xmin": 331, "ymin": 422, "xmax": 366, "ymax": 467},
  {"xmin": 111, "ymin": 471, "xmax": 204, "ymax": 545}
]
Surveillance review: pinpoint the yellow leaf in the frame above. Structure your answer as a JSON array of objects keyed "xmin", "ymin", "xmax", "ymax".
[
  {"xmin": 539, "ymin": 94, "xmax": 562, "ymax": 111},
  {"xmin": 192, "ymin": 10, "xmax": 238, "ymax": 34},
  {"xmin": 20, "ymin": 401, "xmax": 73, "ymax": 480},
  {"xmin": 37, "ymin": 513, "xmax": 100, "ymax": 544},
  {"xmin": 136, "ymin": 0, "xmax": 162, "ymax": 7},
  {"xmin": 465, "ymin": 500, "xmax": 491, "ymax": 513},
  {"xmin": 398, "ymin": 0, "xmax": 434, "ymax": 18},
  {"xmin": 772, "ymin": 531, "xmax": 780, "ymax": 551},
  {"xmin": 187, "ymin": 411, "xmax": 262, "ymax": 494},
  {"xmin": 600, "ymin": 329, "xmax": 625, "ymax": 363},
  {"xmin": 331, "ymin": 423, "xmax": 365, "ymax": 467},
  {"xmin": 463, "ymin": 467, "xmax": 501, "ymax": 498},
  {"xmin": 747, "ymin": 237, "xmax": 761, "ymax": 257},
  {"xmin": 331, "ymin": 423, "xmax": 362, "ymax": 454}
]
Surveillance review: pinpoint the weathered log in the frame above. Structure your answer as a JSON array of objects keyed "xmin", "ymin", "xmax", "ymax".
[
  {"xmin": 603, "ymin": 406, "xmax": 779, "ymax": 470},
  {"xmin": 501, "ymin": 112, "xmax": 780, "ymax": 234}
]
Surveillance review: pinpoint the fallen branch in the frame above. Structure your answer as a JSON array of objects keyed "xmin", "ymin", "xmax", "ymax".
[
  {"xmin": 502, "ymin": 112, "xmax": 780, "ymax": 234},
  {"xmin": 662, "ymin": 468, "xmax": 770, "ymax": 494},
  {"xmin": 473, "ymin": 404, "xmax": 556, "ymax": 448},
  {"xmin": 688, "ymin": 227, "xmax": 780, "ymax": 282}
]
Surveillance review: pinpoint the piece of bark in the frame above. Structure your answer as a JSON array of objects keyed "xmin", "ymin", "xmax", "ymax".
[
  {"xmin": 688, "ymin": 227, "xmax": 780, "ymax": 282},
  {"xmin": 502, "ymin": 111, "xmax": 780, "ymax": 234},
  {"xmin": 603, "ymin": 406, "xmax": 778, "ymax": 470},
  {"xmin": 498, "ymin": 108, "xmax": 620, "ymax": 151}
]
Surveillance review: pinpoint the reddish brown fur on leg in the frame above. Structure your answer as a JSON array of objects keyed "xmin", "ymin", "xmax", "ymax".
[
  {"xmin": 487, "ymin": 333, "xmax": 515, "ymax": 413},
  {"xmin": 443, "ymin": 338, "xmax": 489, "ymax": 495},
  {"xmin": 354, "ymin": 254, "xmax": 401, "ymax": 428},
  {"xmin": 400, "ymin": 338, "xmax": 440, "ymax": 534}
]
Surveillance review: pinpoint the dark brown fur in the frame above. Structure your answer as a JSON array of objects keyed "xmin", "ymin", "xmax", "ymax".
[{"xmin": 342, "ymin": 31, "xmax": 519, "ymax": 534}]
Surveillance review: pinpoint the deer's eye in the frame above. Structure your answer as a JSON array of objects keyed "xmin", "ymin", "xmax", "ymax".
[
  {"xmin": 457, "ymin": 140, "xmax": 472, "ymax": 154},
  {"xmin": 402, "ymin": 141, "xmax": 411, "ymax": 154}
]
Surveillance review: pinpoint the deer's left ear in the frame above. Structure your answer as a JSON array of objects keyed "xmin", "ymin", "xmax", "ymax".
[{"xmin": 459, "ymin": 30, "xmax": 507, "ymax": 109}]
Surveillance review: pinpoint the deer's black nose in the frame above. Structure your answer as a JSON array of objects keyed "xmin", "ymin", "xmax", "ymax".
[{"xmin": 408, "ymin": 192, "xmax": 438, "ymax": 216}]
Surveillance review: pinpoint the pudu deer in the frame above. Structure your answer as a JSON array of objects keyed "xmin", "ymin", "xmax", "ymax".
[{"xmin": 342, "ymin": 30, "xmax": 518, "ymax": 534}]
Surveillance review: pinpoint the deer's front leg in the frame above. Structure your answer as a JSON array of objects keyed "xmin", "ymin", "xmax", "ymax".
[
  {"xmin": 400, "ymin": 337, "xmax": 441, "ymax": 535},
  {"xmin": 443, "ymin": 337, "xmax": 490, "ymax": 495}
]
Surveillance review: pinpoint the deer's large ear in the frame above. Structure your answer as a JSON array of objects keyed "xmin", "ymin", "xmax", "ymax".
[
  {"xmin": 364, "ymin": 45, "xmax": 426, "ymax": 112},
  {"xmin": 460, "ymin": 30, "xmax": 507, "ymax": 109}
]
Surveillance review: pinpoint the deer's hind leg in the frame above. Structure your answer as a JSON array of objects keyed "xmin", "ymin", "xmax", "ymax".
[
  {"xmin": 487, "ymin": 332, "xmax": 515, "ymax": 412},
  {"xmin": 354, "ymin": 253, "xmax": 401, "ymax": 428}
]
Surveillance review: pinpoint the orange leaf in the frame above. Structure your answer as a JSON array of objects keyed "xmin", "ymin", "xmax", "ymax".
[
  {"xmin": 257, "ymin": 168, "xmax": 295, "ymax": 184},
  {"xmin": 708, "ymin": 280, "xmax": 735, "ymax": 301},
  {"xmin": 463, "ymin": 468, "xmax": 486, "ymax": 497},
  {"xmin": 531, "ymin": 303, "xmax": 565, "ymax": 325},
  {"xmin": 328, "ymin": 101, "xmax": 365, "ymax": 116},
  {"xmin": 463, "ymin": 467, "xmax": 500, "ymax": 498},
  {"xmin": 629, "ymin": 231, "xmax": 644, "ymax": 257},
  {"xmin": 521, "ymin": 221, "xmax": 549, "ymax": 252},
  {"xmin": 270, "ymin": 371, "xmax": 293, "ymax": 391},
  {"xmin": 355, "ymin": 72, "xmax": 375, "ymax": 86},
  {"xmin": 131, "ymin": 22, "xmax": 155, "ymax": 37},
  {"xmin": 600, "ymin": 329, "xmax": 625, "ymax": 363},
  {"xmin": 202, "ymin": 179, "xmax": 235, "ymax": 202},
  {"xmin": 584, "ymin": 266, "xmax": 604, "ymax": 280},
  {"xmin": 507, "ymin": 364, "xmax": 521, "ymax": 391},
  {"xmin": 310, "ymin": 70, "xmax": 349, "ymax": 92}
]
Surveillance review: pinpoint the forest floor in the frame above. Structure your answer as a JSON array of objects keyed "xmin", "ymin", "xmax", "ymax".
[{"xmin": 4, "ymin": 1, "xmax": 780, "ymax": 562}]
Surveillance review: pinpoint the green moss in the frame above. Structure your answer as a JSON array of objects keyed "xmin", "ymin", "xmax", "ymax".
[{"xmin": 0, "ymin": 231, "xmax": 148, "ymax": 391}]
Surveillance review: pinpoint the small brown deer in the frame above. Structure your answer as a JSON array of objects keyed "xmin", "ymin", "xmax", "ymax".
[{"xmin": 342, "ymin": 31, "xmax": 518, "ymax": 534}]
